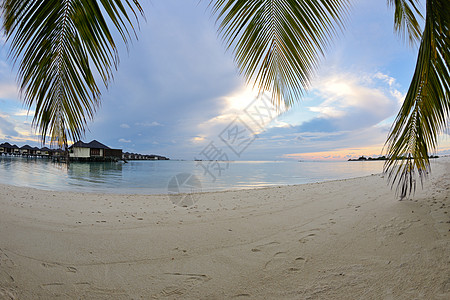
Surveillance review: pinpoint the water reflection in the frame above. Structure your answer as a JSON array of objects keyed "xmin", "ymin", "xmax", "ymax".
[
  {"xmin": 0, "ymin": 156, "xmax": 386, "ymax": 194},
  {"xmin": 68, "ymin": 162, "xmax": 123, "ymax": 184}
]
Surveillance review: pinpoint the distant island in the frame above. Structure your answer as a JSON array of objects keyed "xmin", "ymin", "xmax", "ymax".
[{"xmin": 348, "ymin": 155, "xmax": 439, "ymax": 161}]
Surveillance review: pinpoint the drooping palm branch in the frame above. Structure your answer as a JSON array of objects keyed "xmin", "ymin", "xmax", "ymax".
[
  {"xmin": 211, "ymin": 0, "xmax": 449, "ymax": 198},
  {"xmin": 384, "ymin": 0, "xmax": 450, "ymax": 198},
  {"xmin": 210, "ymin": 0, "xmax": 350, "ymax": 107},
  {"xmin": 1, "ymin": 0, "xmax": 143, "ymax": 148}
]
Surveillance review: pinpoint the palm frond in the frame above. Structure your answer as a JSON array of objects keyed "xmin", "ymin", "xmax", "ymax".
[
  {"xmin": 387, "ymin": 0, "xmax": 423, "ymax": 46},
  {"xmin": 1, "ymin": 0, "xmax": 143, "ymax": 148},
  {"xmin": 210, "ymin": 0, "xmax": 350, "ymax": 107},
  {"xmin": 384, "ymin": 0, "xmax": 450, "ymax": 199}
]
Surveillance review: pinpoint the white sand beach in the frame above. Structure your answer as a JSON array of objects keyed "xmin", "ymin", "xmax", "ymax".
[{"xmin": 0, "ymin": 158, "xmax": 449, "ymax": 299}]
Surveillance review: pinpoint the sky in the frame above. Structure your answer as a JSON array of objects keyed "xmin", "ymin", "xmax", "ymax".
[{"xmin": 0, "ymin": 0, "xmax": 449, "ymax": 161}]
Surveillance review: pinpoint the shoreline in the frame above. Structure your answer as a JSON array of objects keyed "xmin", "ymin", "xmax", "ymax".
[
  {"xmin": 1, "ymin": 158, "xmax": 449, "ymax": 299},
  {"xmin": 0, "ymin": 170, "xmax": 383, "ymax": 197},
  {"xmin": 0, "ymin": 157, "xmax": 387, "ymax": 195}
]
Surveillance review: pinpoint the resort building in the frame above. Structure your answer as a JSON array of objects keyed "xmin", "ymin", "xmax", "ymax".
[
  {"xmin": 122, "ymin": 151, "xmax": 169, "ymax": 161},
  {"xmin": 0, "ymin": 143, "xmax": 10, "ymax": 154},
  {"xmin": 33, "ymin": 147, "xmax": 41, "ymax": 155},
  {"xmin": 20, "ymin": 145, "xmax": 36, "ymax": 156},
  {"xmin": 1, "ymin": 140, "xmax": 168, "ymax": 161},
  {"xmin": 12, "ymin": 145, "xmax": 20, "ymax": 155},
  {"xmin": 40, "ymin": 147, "xmax": 52, "ymax": 156},
  {"xmin": 69, "ymin": 140, "xmax": 122, "ymax": 161},
  {"xmin": 0, "ymin": 142, "xmax": 19, "ymax": 155}
]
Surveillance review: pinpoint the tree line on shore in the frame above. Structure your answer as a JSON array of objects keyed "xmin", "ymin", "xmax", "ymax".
[{"xmin": 348, "ymin": 155, "xmax": 439, "ymax": 161}]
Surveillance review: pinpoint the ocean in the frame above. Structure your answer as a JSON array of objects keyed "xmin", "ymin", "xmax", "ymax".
[{"xmin": 0, "ymin": 156, "xmax": 386, "ymax": 194}]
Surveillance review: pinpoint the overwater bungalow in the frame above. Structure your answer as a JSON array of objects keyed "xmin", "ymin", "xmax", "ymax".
[
  {"xmin": 11, "ymin": 145, "xmax": 20, "ymax": 155},
  {"xmin": 0, "ymin": 142, "xmax": 11, "ymax": 154},
  {"xmin": 20, "ymin": 145, "xmax": 36, "ymax": 156},
  {"xmin": 0, "ymin": 142, "xmax": 19, "ymax": 155},
  {"xmin": 40, "ymin": 147, "xmax": 52, "ymax": 156},
  {"xmin": 33, "ymin": 147, "xmax": 41, "ymax": 156},
  {"xmin": 69, "ymin": 140, "xmax": 122, "ymax": 162},
  {"xmin": 121, "ymin": 151, "xmax": 169, "ymax": 161},
  {"xmin": 52, "ymin": 149, "xmax": 65, "ymax": 157},
  {"xmin": 122, "ymin": 152, "xmax": 130, "ymax": 160}
]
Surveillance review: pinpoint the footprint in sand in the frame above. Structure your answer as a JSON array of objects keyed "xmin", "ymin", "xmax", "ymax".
[
  {"xmin": 264, "ymin": 251, "xmax": 287, "ymax": 269},
  {"xmin": 0, "ymin": 288, "xmax": 17, "ymax": 300},
  {"xmin": 41, "ymin": 262, "xmax": 60, "ymax": 268},
  {"xmin": 288, "ymin": 267, "xmax": 301, "ymax": 272},
  {"xmin": 251, "ymin": 241, "xmax": 280, "ymax": 252},
  {"xmin": 0, "ymin": 249, "xmax": 15, "ymax": 268},
  {"xmin": 286, "ymin": 257, "xmax": 308, "ymax": 273},
  {"xmin": 157, "ymin": 273, "xmax": 211, "ymax": 298},
  {"xmin": 66, "ymin": 266, "xmax": 77, "ymax": 273},
  {"xmin": 41, "ymin": 262, "xmax": 78, "ymax": 274},
  {"xmin": 40, "ymin": 282, "xmax": 65, "ymax": 293},
  {"xmin": 160, "ymin": 286, "xmax": 186, "ymax": 297},
  {"xmin": 298, "ymin": 233, "xmax": 316, "ymax": 244},
  {"xmin": 74, "ymin": 282, "xmax": 91, "ymax": 287},
  {"xmin": 41, "ymin": 283, "xmax": 64, "ymax": 287}
]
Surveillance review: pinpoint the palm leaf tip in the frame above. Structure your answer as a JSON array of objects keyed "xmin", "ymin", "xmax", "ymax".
[
  {"xmin": 388, "ymin": 0, "xmax": 424, "ymax": 46},
  {"xmin": 1, "ymin": 0, "xmax": 144, "ymax": 147},
  {"xmin": 210, "ymin": 0, "xmax": 350, "ymax": 108}
]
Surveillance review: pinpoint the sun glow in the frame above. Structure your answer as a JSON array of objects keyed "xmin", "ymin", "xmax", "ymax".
[{"xmin": 284, "ymin": 145, "xmax": 385, "ymax": 161}]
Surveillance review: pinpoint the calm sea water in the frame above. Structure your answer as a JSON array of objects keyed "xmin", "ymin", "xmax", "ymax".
[{"xmin": 0, "ymin": 156, "xmax": 386, "ymax": 194}]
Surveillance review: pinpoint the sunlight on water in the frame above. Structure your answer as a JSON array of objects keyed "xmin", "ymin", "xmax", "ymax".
[{"xmin": 0, "ymin": 156, "xmax": 386, "ymax": 194}]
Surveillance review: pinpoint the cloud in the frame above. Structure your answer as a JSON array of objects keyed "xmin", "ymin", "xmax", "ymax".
[
  {"xmin": 0, "ymin": 115, "xmax": 19, "ymax": 137},
  {"xmin": 297, "ymin": 72, "xmax": 400, "ymax": 133},
  {"xmin": 118, "ymin": 138, "xmax": 131, "ymax": 143},
  {"xmin": 296, "ymin": 117, "xmax": 337, "ymax": 133},
  {"xmin": 78, "ymin": 0, "xmax": 241, "ymax": 157},
  {"xmin": 309, "ymin": 106, "xmax": 345, "ymax": 118},
  {"xmin": 134, "ymin": 121, "xmax": 163, "ymax": 127},
  {"xmin": 374, "ymin": 72, "xmax": 396, "ymax": 87},
  {"xmin": 192, "ymin": 136, "xmax": 205, "ymax": 143},
  {"xmin": 173, "ymin": 70, "xmax": 403, "ymax": 161},
  {"xmin": 0, "ymin": 83, "xmax": 18, "ymax": 100},
  {"xmin": 243, "ymin": 122, "xmax": 391, "ymax": 160},
  {"xmin": 195, "ymin": 89, "xmax": 288, "ymax": 145},
  {"xmin": 120, "ymin": 123, "xmax": 130, "ymax": 129},
  {"xmin": 14, "ymin": 109, "xmax": 34, "ymax": 117}
]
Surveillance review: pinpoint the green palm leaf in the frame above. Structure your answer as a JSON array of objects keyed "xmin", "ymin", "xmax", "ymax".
[
  {"xmin": 1, "ymin": 0, "xmax": 143, "ymax": 148},
  {"xmin": 210, "ymin": 0, "xmax": 350, "ymax": 107},
  {"xmin": 387, "ymin": 0, "xmax": 423, "ymax": 46},
  {"xmin": 384, "ymin": 0, "xmax": 450, "ymax": 199}
]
